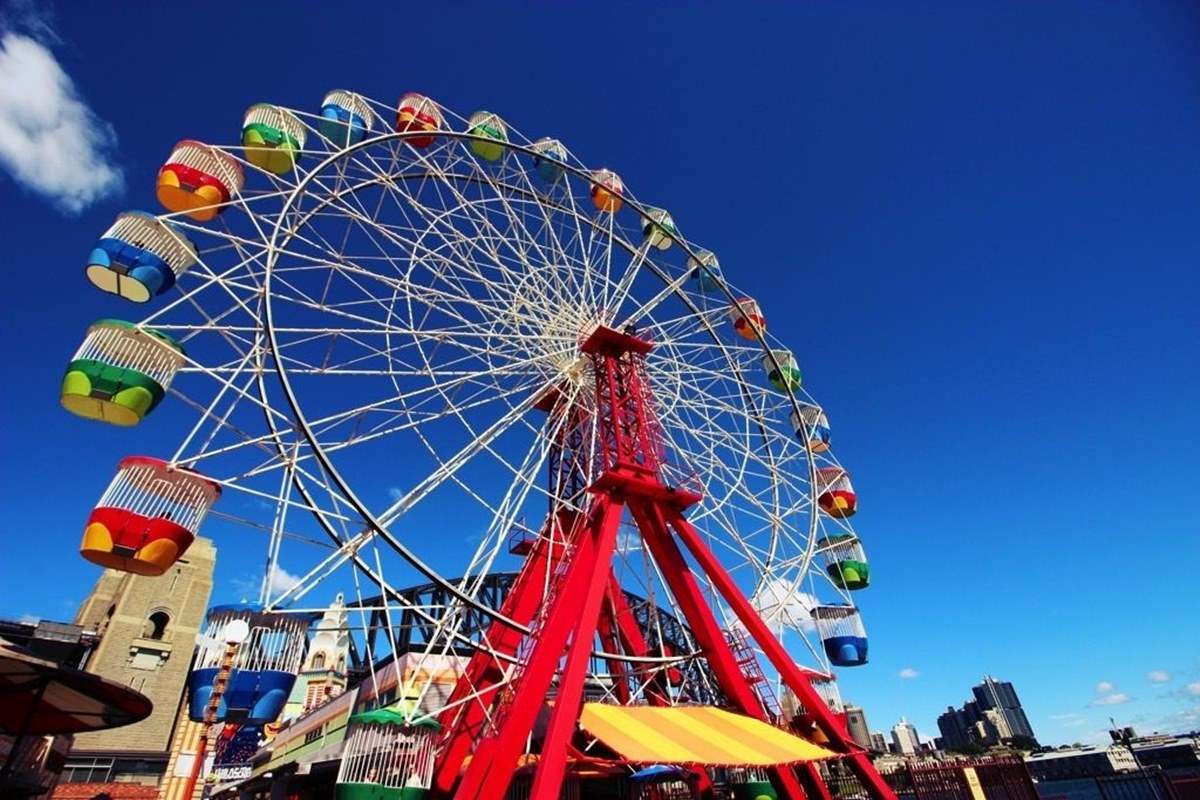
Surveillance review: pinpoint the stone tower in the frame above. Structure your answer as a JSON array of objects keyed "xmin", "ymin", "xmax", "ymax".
[
  {"xmin": 66, "ymin": 537, "xmax": 216, "ymax": 784},
  {"xmin": 282, "ymin": 591, "xmax": 349, "ymax": 721}
]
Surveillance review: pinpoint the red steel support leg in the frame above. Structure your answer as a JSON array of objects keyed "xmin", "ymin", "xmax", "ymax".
[
  {"xmin": 453, "ymin": 502, "xmax": 617, "ymax": 800},
  {"xmin": 434, "ymin": 513, "xmax": 579, "ymax": 794},
  {"xmin": 529, "ymin": 497, "xmax": 624, "ymax": 800},
  {"xmin": 665, "ymin": 510, "xmax": 896, "ymax": 800},
  {"xmin": 596, "ymin": 599, "xmax": 631, "ymax": 705},
  {"xmin": 605, "ymin": 572, "xmax": 673, "ymax": 705},
  {"xmin": 631, "ymin": 500, "xmax": 807, "ymax": 800}
]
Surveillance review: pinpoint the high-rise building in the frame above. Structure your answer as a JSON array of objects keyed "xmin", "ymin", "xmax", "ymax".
[
  {"xmin": 870, "ymin": 732, "xmax": 888, "ymax": 754},
  {"xmin": 973, "ymin": 676, "xmax": 1035, "ymax": 741},
  {"xmin": 892, "ymin": 718, "xmax": 921, "ymax": 756},
  {"xmin": 60, "ymin": 538, "xmax": 216, "ymax": 788},
  {"xmin": 843, "ymin": 706, "xmax": 873, "ymax": 751}
]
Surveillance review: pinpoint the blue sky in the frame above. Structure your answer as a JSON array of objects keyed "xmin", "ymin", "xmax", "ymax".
[{"xmin": 0, "ymin": 1, "xmax": 1197, "ymax": 746}]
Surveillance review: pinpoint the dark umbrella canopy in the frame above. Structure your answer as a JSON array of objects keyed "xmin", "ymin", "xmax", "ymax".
[{"xmin": 0, "ymin": 639, "xmax": 153, "ymax": 734}]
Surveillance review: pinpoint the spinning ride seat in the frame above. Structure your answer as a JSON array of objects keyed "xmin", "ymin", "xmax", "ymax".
[
  {"xmin": 81, "ymin": 456, "xmax": 220, "ymax": 576},
  {"xmin": 762, "ymin": 349, "xmax": 801, "ymax": 392},
  {"xmin": 61, "ymin": 320, "xmax": 185, "ymax": 426},
  {"xmin": 813, "ymin": 604, "xmax": 868, "ymax": 667},
  {"xmin": 641, "ymin": 206, "xmax": 677, "ymax": 250},
  {"xmin": 530, "ymin": 137, "xmax": 568, "ymax": 183},
  {"xmin": 466, "ymin": 111, "xmax": 508, "ymax": 161},
  {"xmin": 815, "ymin": 466, "xmax": 857, "ymax": 519},
  {"xmin": 156, "ymin": 140, "xmax": 244, "ymax": 222},
  {"xmin": 688, "ymin": 249, "xmax": 722, "ymax": 293},
  {"xmin": 84, "ymin": 211, "xmax": 198, "ymax": 303},
  {"xmin": 816, "ymin": 533, "xmax": 870, "ymax": 590},
  {"xmin": 242, "ymin": 103, "xmax": 307, "ymax": 175},
  {"xmin": 790, "ymin": 403, "xmax": 830, "ymax": 453},
  {"xmin": 590, "ymin": 169, "xmax": 624, "ymax": 213},
  {"xmin": 396, "ymin": 93, "xmax": 442, "ymax": 148},
  {"xmin": 730, "ymin": 297, "xmax": 765, "ymax": 340},
  {"xmin": 320, "ymin": 89, "xmax": 376, "ymax": 146},
  {"xmin": 337, "ymin": 708, "xmax": 441, "ymax": 800},
  {"xmin": 188, "ymin": 604, "xmax": 310, "ymax": 725}
]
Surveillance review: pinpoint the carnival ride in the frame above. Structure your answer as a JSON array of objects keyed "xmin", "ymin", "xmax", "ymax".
[{"xmin": 61, "ymin": 90, "xmax": 887, "ymax": 800}]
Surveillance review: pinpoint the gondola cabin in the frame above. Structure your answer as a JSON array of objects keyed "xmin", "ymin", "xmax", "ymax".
[
  {"xmin": 530, "ymin": 137, "xmax": 567, "ymax": 183},
  {"xmin": 81, "ymin": 456, "xmax": 219, "ymax": 576},
  {"xmin": 156, "ymin": 140, "xmax": 244, "ymax": 222},
  {"xmin": 730, "ymin": 297, "xmax": 765, "ymax": 340},
  {"xmin": 815, "ymin": 467, "xmax": 857, "ymax": 518},
  {"xmin": 61, "ymin": 320, "xmax": 184, "ymax": 427},
  {"xmin": 396, "ymin": 93, "xmax": 442, "ymax": 148},
  {"xmin": 762, "ymin": 349, "xmax": 801, "ymax": 392},
  {"xmin": 242, "ymin": 103, "xmax": 307, "ymax": 175},
  {"xmin": 641, "ymin": 206, "xmax": 677, "ymax": 251},
  {"xmin": 85, "ymin": 211, "xmax": 198, "ymax": 303},
  {"xmin": 336, "ymin": 709, "xmax": 441, "ymax": 800},
  {"xmin": 813, "ymin": 604, "xmax": 868, "ymax": 667},
  {"xmin": 688, "ymin": 249, "xmax": 722, "ymax": 293},
  {"xmin": 188, "ymin": 604, "xmax": 309, "ymax": 725},
  {"xmin": 320, "ymin": 90, "xmax": 376, "ymax": 147},
  {"xmin": 816, "ymin": 534, "xmax": 869, "ymax": 590},
  {"xmin": 466, "ymin": 111, "xmax": 508, "ymax": 162},
  {"xmin": 590, "ymin": 169, "xmax": 624, "ymax": 213},
  {"xmin": 790, "ymin": 404, "xmax": 831, "ymax": 453}
]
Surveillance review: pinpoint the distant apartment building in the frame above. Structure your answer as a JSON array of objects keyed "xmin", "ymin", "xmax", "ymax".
[
  {"xmin": 1025, "ymin": 744, "xmax": 1137, "ymax": 780},
  {"xmin": 843, "ymin": 705, "xmax": 873, "ymax": 751},
  {"xmin": 938, "ymin": 675, "xmax": 1037, "ymax": 749},
  {"xmin": 870, "ymin": 732, "xmax": 888, "ymax": 753},
  {"xmin": 892, "ymin": 718, "xmax": 921, "ymax": 755}
]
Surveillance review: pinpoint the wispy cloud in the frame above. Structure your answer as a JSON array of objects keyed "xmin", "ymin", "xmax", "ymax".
[
  {"xmin": 231, "ymin": 565, "xmax": 301, "ymax": 602},
  {"xmin": 1091, "ymin": 692, "xmax": 1132, "ymax": 707},
  {"xmin": 1096, "ymin": 681, "xmax": 1115, "ymax": 694},
  {"xmin": 899, "ymin": 667, "xmax": 920, "ymax": 680},
  {"xmin": 1147, "ymin": 670, "xmax": 1171, "ymax": 684},
  {"xmin": 1187, "ymin": 682, "xmax": 1200, "ymax": 696},
  {"xmin": 1051, "ymin": 711, "xmax": 1086, "ymax": 728},
  {"xmin": 0, "ymin": 11, "xmax": 123, "ymax": 213}
]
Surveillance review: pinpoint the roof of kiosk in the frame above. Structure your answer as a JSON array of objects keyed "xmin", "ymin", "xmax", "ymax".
[{"xmin": 577, "ymin": 704, "xmax": 837, "ymax": 767}]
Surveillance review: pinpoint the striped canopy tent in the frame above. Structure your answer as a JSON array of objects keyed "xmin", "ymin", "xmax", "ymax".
[{"xmin": 578, "ymin": 704, "xmax": 837, "ymax": 767}]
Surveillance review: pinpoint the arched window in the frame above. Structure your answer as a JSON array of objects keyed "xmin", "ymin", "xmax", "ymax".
[
  {"xmin": 146, "ymin": 611, "xmax": 170, "ymax": 640},
  {"xmin": 311, "ymin": 652, "xmax": 326, "ymax": 670},
  {"xmin": 336, "ymin": 655, "xmax": 346, "ymax": 674}
]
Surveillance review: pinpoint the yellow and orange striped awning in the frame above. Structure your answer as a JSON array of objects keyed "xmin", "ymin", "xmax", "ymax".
[{"xmin": 579, "ymin": 704, "xmax": 838, "ymax": 766}]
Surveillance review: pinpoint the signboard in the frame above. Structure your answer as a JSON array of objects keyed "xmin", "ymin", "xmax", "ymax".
[{"xmin": 962, "ymin": 767, "xmax": 987, "ymax": 800}]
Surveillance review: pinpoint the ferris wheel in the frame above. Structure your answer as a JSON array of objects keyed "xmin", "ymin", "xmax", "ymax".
[{"xmin": 61, "ymin": 90, "xmax": 887, "ymax": 800}]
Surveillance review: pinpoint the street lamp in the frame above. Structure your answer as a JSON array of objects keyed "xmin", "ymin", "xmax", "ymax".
[{"xmin": 183, "ymin": 620, "xmax": 250, "ymax": 799}]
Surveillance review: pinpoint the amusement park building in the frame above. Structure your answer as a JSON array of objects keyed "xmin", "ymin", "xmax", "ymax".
[{"xmin": 57, "ymin": 538, "xmax": 216, "ymax": 789}]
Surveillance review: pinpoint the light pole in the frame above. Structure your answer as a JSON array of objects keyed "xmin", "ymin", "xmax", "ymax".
[{"xmin": 183, "ymin": 619, "xmax": 250, "ymax": 800}]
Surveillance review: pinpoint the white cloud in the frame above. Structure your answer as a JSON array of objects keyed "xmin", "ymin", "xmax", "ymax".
[
  {"xmin": 231, "ymin": 565, "xmax": 301, "ymax": 602},
  {"xmin": 1091, "ymin": 692, "xmax": 1132, "ymax": 707},
  {"xmin": 899, "ymin": 667, "xmax": 920, "ymax": 680},
  {"xmin": 267, "ymin": 565, "xmax": 300, "ymax": 596},
  {"xmin": 750, "ymin": 578, "xmax": 817, "ymax": 632},
  {"xmin": 1147, "ymin": 670, "xmax": 1171, "ymax": 684},
  {"xmin": 1096, "ymin": 681, "xmax": 1115, "ymax": 694},
  {"xmin": 18, "ymin": 613, "xmax": 40, "ymax": 625},
  {"xmin": 1187, "ymin": 682, "xmax": 1200, "ymax": 696},
  {"xmin": 386, "ymin": 487, "xmax": 403, "ymax": 501},
  {"xmin": 0, "ymin": 31, "xmax": 123, "ymax": 213}
]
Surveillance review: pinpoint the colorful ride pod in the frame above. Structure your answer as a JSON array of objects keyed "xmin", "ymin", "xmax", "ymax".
[
  {"xmin": 320, "ymin": 89, "xmax": 376, "ymax": 147},
  {"xmin": 466, "ymin": 110, "xmax": 508, "ymax": 161},
  {"xmin": 813, "ymin": 604, "xmax": 868, "ymax": 667},
  {"xmin": 688, "ymin": 249, "xmax": 722, "ymax": 293},
  {"xmin": 815, "ymin": 466, "xmax": 857, "ymax": 519},
  {"xmin": 641, "ymin": 206, "xmax": 677, "ymax": 250},
  {"xmin": 336, "ymin": 708, "xmax": 441, "ymax": 800},
  {"xmin": 817, "ymin": 534, "xmax": 870, "ymax": 590},
  {"xmin": 590, "ymin": 168, "xmax": 624, "ymax": 213},
  {"xmin": 61, "ymin": 320, "xmax": 185, "ymax": 427},
  {"xmin": 85, "ymin": 211, "xmax": 198, "ymax": 303},
  {"xmin": 188, "ymin": 604, "xmax": 309, "ymax": 725},
  {"xmin": 530, "ymin": 137, "xmax": 567, "ymax": 183},
  {"xmin": 729, "ymin": 297, "xmax": 765, "ymax": 340},
  {"xmin": 762, "ymin": 349, "xmax": 801, "ymax": 392},
  {"xmin": 242, "ymin": 104, "xmax": 307, "ymax": 175},
  {"xmin": 790, "ymin": 403, "xmax": 831, "ymax": 453},
  {"xmin": 395, "ymin": 92, "xmax": 442, "ymax": 148},
  {"xmin": 156, "ymin": 140, "xmax": 244, "ymax": 222},
  {"xmin": 81, "ymin": 456, "xmax": 220, "ymax": 576}
]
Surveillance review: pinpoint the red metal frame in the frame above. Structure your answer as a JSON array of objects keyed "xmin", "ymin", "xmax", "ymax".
[{"xmin": 438, "ymin": 327, "xmax": 895, "ymax": 800}]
